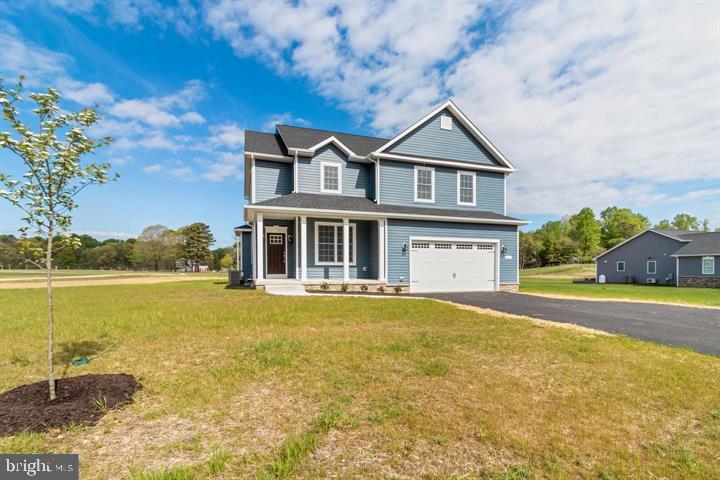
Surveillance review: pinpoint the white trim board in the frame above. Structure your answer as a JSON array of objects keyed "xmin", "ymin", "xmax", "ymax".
[{"xmin": 373, "ymin": 152, "xmax": 513, "ymax": 173}]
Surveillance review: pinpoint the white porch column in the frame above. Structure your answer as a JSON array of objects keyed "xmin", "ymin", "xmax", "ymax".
[
  {"xmin": 342, "ymin": 218, "xmax": 350, "ymax": 282},
  {"xmin": 378, "ymin": 219, "xmax": 386, "ymax": 282},
  {"xmin": 251, "ymin": 224, "xmax": 255, "ymax": 280},
  {"xmin": 256, "ymin": 213, "xmax": 264, "ymax": 281},
  {"xmin": 295, "ymin": 217, "xmax": 300, "ymax": 279},
  {"xmin": 300, "ymin": 216, "xmax": 308, "ymax": 281},
  {"xmin": 235, "ymin": 236, "xmax": 240, "ymax": 271}
]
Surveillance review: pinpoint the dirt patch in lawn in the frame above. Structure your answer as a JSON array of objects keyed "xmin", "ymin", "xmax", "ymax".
[{"xmin": 0, "ymin": 374, "xmax": 141, "ymax": 436}]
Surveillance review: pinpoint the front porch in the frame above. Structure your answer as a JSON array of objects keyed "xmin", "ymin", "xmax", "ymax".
[{"xmin": 251, "ymin": 212, "xmax": 387, "ymax": 284}]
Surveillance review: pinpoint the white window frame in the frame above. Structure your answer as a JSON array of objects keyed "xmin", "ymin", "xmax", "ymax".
[
  {"xmin": 616, "ymin": 261, "xmax": 625, "ymax": 272},
  {"xmin": 414, "ymin": 165, "xmax": 435, "ymax": 203},
  {"xmin": 456, "ymin": 170, "xmax": 476, "ymax": 206},
  {"xmin": 646, "ymin": 260, "xmax": 656, "ymax": 275},
  {"xmin": 702, "ymin": 256, "xmax": 715, "ymax": 275},
  {"xmin": 314, "ymin": 221, "xmax": 357, "ymax": 266},
  {"xmin": 320, "ymin": 161, "xmax": 342, "ymax": 194},
  {"xmin": 440, "ymin": 114, "xmax": 453, "ymax": 130}
]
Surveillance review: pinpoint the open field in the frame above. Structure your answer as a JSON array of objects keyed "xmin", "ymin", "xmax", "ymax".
[
  {"xmin": 521, "ymin": 264, "xmax": 596, "ymax": 279},
  {"xmin": 0, "ymin": 270, "xmax": 225, "ymax": 289},
  {"xmin": 520, "ymin": 277, "xmax": 720, "ymax": 307},
  {"xmin": 1, "ymin": 281, "xmax": 719, "ymax": 479}
]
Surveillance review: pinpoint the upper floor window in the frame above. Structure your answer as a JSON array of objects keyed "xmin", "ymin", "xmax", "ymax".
[
  {"xmin": 647, "ymin": 260, "xmax": 656, "ymax": 274},
  {"xmin": 321, "ymin": 161, "xmax": 341, "ymax": 193},
  {"xmin": 457, "ymin": 171, "xmax": 476, "ymax": 206},
  {"xmin": 702, "ymin": 256, "xmax": 715, "ymax": 275},
  {"xmin": 414, "ymin": 166, "xmax": 435, "ymax": 203},
  {"xmin": 616, "ymin": 261, "xmax": 625, "ymax": 272}
]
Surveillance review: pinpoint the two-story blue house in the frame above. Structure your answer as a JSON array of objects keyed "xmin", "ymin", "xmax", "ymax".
[{"xmin": 236, "ymin": 100, "xmax": 529, "ymax": 293}]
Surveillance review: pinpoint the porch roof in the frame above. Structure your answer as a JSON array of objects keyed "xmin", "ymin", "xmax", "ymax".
[{"xmin": 246, "ymin": 193, "xmax": 529, "ymax": 225}]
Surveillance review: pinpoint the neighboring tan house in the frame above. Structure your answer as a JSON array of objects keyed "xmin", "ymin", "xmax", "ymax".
[
  {"xmin": 234, "ymin": 100, "xmax": 529, "ymax": 293},
  {"xmin": 594, "ymin": 229, "xmax": 720, "ymax": 287}
]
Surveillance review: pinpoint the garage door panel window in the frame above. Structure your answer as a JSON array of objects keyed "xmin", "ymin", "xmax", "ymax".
[
  {"xmin": 702, "ymin": 257, "xmax": 715, "ymax": 275},
  {"xmin": 315, "ymin": 223, "xmax": 355, "ymax": 265}
]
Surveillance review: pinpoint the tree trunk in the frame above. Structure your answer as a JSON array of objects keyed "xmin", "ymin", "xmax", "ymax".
[{"xmin": 46, "ymin": 227, "xmax": 56, "ymax": 401}]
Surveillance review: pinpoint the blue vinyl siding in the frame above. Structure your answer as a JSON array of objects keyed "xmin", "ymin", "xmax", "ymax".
[
  {"xmin": 388, "ymin": 109, "xmax": 500, "ymax": 166},
  {"xmin": 241, "ymin": 231, "xmax": 252, "ymax": 277},
  {"xmin": 297, "ymin": 145, "xmax": 374, "ymax": 198},
  {"xmin": 678, "ymin": 256, "xmax": 719, "ymax": 278},
  {"xmin": 386, "ymin": 219, "xmax": 518, "ymax": 285},
  {"xmin": 305, "ymin": 218, "xmax": 375, "ymax": 280},
  {"xmin": 379, "ymin": 160, "xmax": 504, "ymax": 214},
  {"xmin": 255, "ymin": 160, "xmax": 292, "ymax": 202}
]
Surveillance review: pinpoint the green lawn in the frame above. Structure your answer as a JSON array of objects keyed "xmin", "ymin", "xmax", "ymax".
[
  {"xmin": 520, "ymin": 277, "xmax": 720, "ymax": 307},
  {"xmin": 0, "ymin": 269, "xmax": 226, "ymax": 279},
  {"xmin": 1, "ymin": 281, "xmax": 719, "ymax": 479}
]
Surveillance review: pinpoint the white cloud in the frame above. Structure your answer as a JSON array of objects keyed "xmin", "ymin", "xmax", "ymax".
[
  {"xmin": 58, "ymin": 78, "xmax": 115, "ymax": 105},
  {"xmin": 262, "ymin": 112, "xmax": 308, "ymax": 131},
  {"xmin": 142, "ymin": 164, "xmax": 163, "ymax": 174},
  {"xmin": 201, "ymin": 152, "xmax": 244, "ymax": 182},
  {"xmin": 169, "ymin": 166, "xmax": 196, "ymax": 181},
  {"xmin": 179, "ymin": 111, "xmax": 205, "ymax": 124},
  {"xmin": 110, "ymin": 99, "xmax": 181, "ymax": 127},
  {"xmin": 210, "ymin": 123, "xmax": 244, "ymax": 149},
  {"xmin": 108, "ymin": 80, "xmax": 206, "ymax": 127},
  {"xmin": 204, "ymin": 1, "xmax": 720, "ymax": 219}
]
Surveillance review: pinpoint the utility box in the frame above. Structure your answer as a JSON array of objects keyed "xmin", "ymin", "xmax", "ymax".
[
  {"xmin": 228, "ymin": 269, "xmax": 243, "ymax": 287},
  {"xmin": 598, "ymin": 274, "xmax": 606, "ymax": 284}
]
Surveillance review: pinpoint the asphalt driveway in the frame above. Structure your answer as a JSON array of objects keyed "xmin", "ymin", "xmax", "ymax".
[{"xmin": 417, "ymin": 292, "xmax": 720, "ymax": 356}]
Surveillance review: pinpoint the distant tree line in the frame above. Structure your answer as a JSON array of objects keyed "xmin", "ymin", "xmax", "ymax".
[
  {"xmin": 0, "ymin": 222, "xmax": 234, "ymax": 271},
  {"xmin": 520, "ymin": 208, "xmax": 716, "ymax": 269}
]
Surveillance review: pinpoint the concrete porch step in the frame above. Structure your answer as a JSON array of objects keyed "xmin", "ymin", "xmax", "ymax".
[{"xmin": 264, "ymin": 283, "xmax": 309, "ymax": 296}]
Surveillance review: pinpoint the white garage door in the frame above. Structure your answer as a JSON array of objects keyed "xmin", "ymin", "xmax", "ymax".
[{"xmin": 410, "ymin": 240, "xmax": 497, "ymax": 293}]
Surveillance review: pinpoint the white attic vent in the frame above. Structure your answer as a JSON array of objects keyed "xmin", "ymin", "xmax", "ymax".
[{"xmin": 440, "ymin": 115, "xmax": 452, "ymax": 130}]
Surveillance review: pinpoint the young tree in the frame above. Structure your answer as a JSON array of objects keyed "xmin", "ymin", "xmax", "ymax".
[
  {"xmin": 219, "ymin": 253, "xmax": 234, "ymax": 270},
  {"xmin": 568, "ymin": 207, "xmax": 601, "ymax": 261},
  {"xmin": 178, "ymin": 222, "xmax": 215, "ymax": 271},
  {"xmin": 133, "ymin": 225, "xmax": 178, "ymax": 271},
  {"xmin": 0, "ymin": 78, "xmax": 113, "ymax": 400}
]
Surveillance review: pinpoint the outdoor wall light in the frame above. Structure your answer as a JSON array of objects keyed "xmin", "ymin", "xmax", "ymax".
[
  {"xmin": 501, "ymin": 244, "xmax": 507, "ymax": 255},
  {"xmin": 288, "ymin": 234, "xmax": 294, "ymax": 244},
  {"xmin": 402, "ymin": 242, "xmax": 409, "ymax": 255}
]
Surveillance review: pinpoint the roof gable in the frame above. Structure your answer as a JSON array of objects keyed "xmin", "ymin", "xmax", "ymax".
[
  {"xmin": 374, "ymin": 100, "xmax": 515, "ymax": 170},
  {"xmin": 593, "ymin": 229, "xmax": 688, "ymax": 260},
  {"xmin": 276, "ymin": 124, "xmax": 387, "ymax": 157}
]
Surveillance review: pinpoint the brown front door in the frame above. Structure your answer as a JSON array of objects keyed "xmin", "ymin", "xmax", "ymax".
[{"xmin": 266, "ymin": 233, "xmax": 286, "ymax": 276}]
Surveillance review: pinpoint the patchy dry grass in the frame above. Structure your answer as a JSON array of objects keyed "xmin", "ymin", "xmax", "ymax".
[{"xmin": 1, "ymin": 281, "xmax": 719, "ymax": 479}]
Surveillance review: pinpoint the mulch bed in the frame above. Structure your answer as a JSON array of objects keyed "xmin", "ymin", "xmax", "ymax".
[{"xmin": 0, "ymin": 373, "xmax": 141, "ymax": 436}]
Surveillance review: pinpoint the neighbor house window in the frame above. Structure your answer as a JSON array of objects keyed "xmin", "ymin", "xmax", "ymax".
[
  {"xmin": 647, "ymin": 260, "xmax": 656, "ymax": 274},
  {"xmin": 320, "ymin": 161, "xmax": 341, "ymax": 193},
  {"xmin": 315, "ymin": 222, "xmax": 356, "ymax": 265},
  {"xmin": 702, "ymin": 256, "xmax": 715, "ymax": 275},
  {"xmin": 414, "ymin": 166, "xmax": 434, "ymax": 202},
  {"xmin": 457, "ymin": 171, "xmax": 476, "ymax": 205},
  {"xmin": 616, "ymin": 261, "xmax": 625, "ymax": 272}
]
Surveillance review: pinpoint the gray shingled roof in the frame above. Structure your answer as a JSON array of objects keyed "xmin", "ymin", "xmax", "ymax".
[
  {"xmin": 245, "ymin": 130, "xmax": 287, "ymax": 156},
  {"xmin": 250, "ymin": 193, "xmax": 525, "ymax": 223},
  {"xmin": 673, "ymin": 232, "xmax": 720, "ymax": 256},
  {"xmin": 276, "ymin": 125, "xmax": 389, "ymax": 156},
  {"xmin": 650, "ymin": 229, "xmax": 697, "ymax": 241}
]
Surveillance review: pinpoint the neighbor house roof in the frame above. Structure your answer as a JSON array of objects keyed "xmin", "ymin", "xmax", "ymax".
[
  {"xmin": 672, "ymin": 232, "xmax": 720, "ymax": 256},
  {"xmin": 246, "ymin": 193, "xmax": 528, "ymax": 224},
  {"xmin": 649, "ymin": 229, "xmax": 697, "ymax": 241}
]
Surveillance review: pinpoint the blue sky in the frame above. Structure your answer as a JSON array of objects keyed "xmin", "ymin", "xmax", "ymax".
[{"xmin": 1, "ymin": 1, "xmax": 718, "ymax": 246}]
